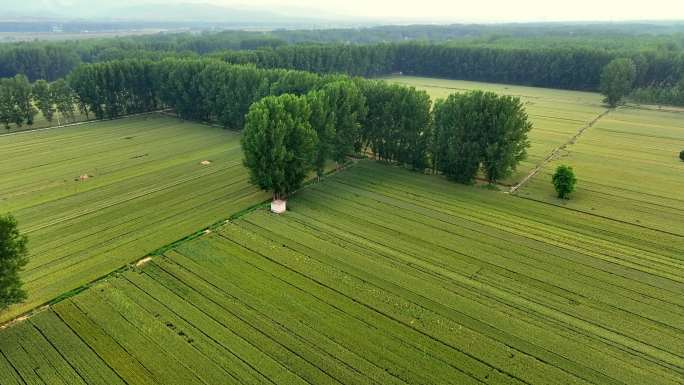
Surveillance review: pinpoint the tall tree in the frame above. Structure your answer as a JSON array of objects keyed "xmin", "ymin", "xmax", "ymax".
[
  {"xmin": 241, "ymin": 94, "xmax": 317, "ymax": 200},
  {"xmin": 51, "ymin": 79, "xmax": 77, "ymax": 123},
  {"xmin": 432, "ymin": 91, "xmax": 531, "ymax": 183},
  {"xmin": 0, "ymin": 214, "xmax": 29, "ymax": 311},
  {"xmin": 13, "ymin": 75, "xmax": 37, "ymax": 126},
  {"xmin": 360, "ymin": 81, "xmax": 432, "ymax": 170},
  {"xmin": 32, "ymin": 80, "xmax": 56, "ymax": 123},
  {"xmin": 432, "ymin": 95, "xmax": 482, "ymax": 183},
  {"xmin": 600, "ymin": 58, "xmax": 637, "ymax": 107},
  {"xmin": 0, "ymin": 79, "xmax": 18, "ymax": 131},
  {"xmin": 320, "ymin": 80, "xmax": 367, "ymax": 166},
  {"xmin": 480, "ymin": 94, "xmax": 533, "ymax": 183},
  {"xmin": 306, "ymin": 89, "xmax": 335, "ymax": 177}
]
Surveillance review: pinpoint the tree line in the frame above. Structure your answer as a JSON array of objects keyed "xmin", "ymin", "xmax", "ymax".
[
  {"xmin": 2, "ymin": 29, "xmax": 683, "ymax": 93},
  {"xmin": 0, "ymin": 74, "xmax": 78, "ymax": 130},
  {"xmin": 62, "ymin": 58, "xmax": 531, "ymax": 189},
  {"xmin": 241, "ymin": 76, "xmax": 532, "ymax": 201},
  {"xmin": 212, "ymin": 42, "xmax": 684, "ymax": 92}
]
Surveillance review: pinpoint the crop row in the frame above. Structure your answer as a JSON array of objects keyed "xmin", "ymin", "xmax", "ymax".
[{"xmin": 0, "ymin": 116, "xmax": 267, "ymax": 322}]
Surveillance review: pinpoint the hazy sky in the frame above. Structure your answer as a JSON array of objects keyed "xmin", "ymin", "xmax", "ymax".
[
  {"xmin": 5, "ymin": 0, "xmax": 684, "ymax": 22},
  {"xmin": 220, "ymin": 0, "xmax": 684, "ymax": 22}
]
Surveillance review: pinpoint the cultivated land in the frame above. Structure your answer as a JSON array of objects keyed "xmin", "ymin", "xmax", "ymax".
[
  {"xmin": 382, "ymin": 76, "xmax": 607, "ymax": 184},
  {"xmin": 1, "ymin": 161, "xmax": 682, "ymax": 385},
  {"xmin": 0, "ymin": 78, "xmax": 682, "ymax": 385},
  {"xmin": 517, "ymin": 106, "xmax": 684, "ymax": 234},
  {"xmin": 0, "ymin": 115, "xmax": 267, "ymax": 322}
]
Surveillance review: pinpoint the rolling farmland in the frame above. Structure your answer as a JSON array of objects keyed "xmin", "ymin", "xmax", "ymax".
[
  {"xmin": 2, "ymin": 161, "xmax": 681, "ymax": 385},
  {"xmin": 0, "ymin": 115, "xmax": 267, "ymax": 322},
  {"xmin": 382, "ymin": 76, "xmax": 607, "ymax": 184},
  {"xmin": 517, "ymin": 106, "xmax": 684, "ymax": 234}
]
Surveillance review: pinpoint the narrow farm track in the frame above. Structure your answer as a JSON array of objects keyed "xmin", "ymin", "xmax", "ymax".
[
  {"xmin": 510, "ymin": 108, "xmax": 611, "ymax": 194},
  {"xmin": 515, "ymin": 106, "xmax": 684, "ymax": 235},
  {"xmin": 2, "ymin": 161, "xmax": 680, "ymax": 384}
]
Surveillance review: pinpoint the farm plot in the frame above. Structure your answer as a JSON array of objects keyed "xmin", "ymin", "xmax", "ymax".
[
  {"xmin": 0, "ymin": 115, "xmax": 267, "ymax": 322},
  {"xmin": 3, "ymin": 161, "xmax": 681, "ymax": 384},
  {"xmin": 381, "ymin": 76, "xmax": 607, "ymax": 184},
  {"xmin": 517, "ymin": 106, "xmax": 684, "ymax": 235}
]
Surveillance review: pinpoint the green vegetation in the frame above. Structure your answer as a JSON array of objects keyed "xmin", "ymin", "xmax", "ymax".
[
  {"xmin": 0, "ymin": 213, "xmax": 28, "ymax": 310},
  {"xmin": 432, "ymin": 91, "xmax": 531, "ymax": 183},
  {"xmin": 321, "ymin": 80, "xmax": 367, "ymax": 166},
  {"xmin": 241, "ymin": 94, "xmax": 317, "ymax": 200},
  {"xmin": 1, "ymin": 161, "xmax": 681, "ymax": 384},
  {"xmin": 517, "ymin": 106, "xmax": 684, "ymax": 234},
  {"xmin": 0, "ymin": 75, "xmax": 36, "ymax": 130},
  {"xmin": 0, "ymin": 115, "xmax": 266, "ymax": 321},
  {"xmin": 600, "ymin": 58, "xmax": 637, "ymax": 107},
  {"xmin": 552, "ymin": 165, "xmax": 577, "ymax": 199},
  {"xmin": 360, "ymin": 80, "xmax": 432, "ymax": 170},
  {"xmin": 384, "ymin": 76, "xmax": 607, "ymax": 184}
]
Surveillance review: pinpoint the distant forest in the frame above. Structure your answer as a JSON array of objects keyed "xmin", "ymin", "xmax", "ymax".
[{"xmin": 1, "ymin": 23, "xmax": 683, "ymax": 104}]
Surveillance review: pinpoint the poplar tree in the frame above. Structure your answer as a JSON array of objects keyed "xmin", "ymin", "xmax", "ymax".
[
  {"xmin": 241, "ymin": 94, "xmax": 318, "ymax": 200},
  {"xmin": 0, "ymin": 214, "xmax": 29, "ymax": 311}
]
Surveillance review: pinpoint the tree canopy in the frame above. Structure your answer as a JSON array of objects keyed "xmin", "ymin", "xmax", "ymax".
[
  {"xmin": 0, "ymin": 214, "xmax": 29, "ymax": 311},
  {"xmin": 241, "ymin": 94, "xmax": 318, "ymax": 200},
  {"xmin": 552, "ymin": 165, "xmax": 578, "ymax": 199},
  {"xmin": 600, "ymin": 58, "xmax": 637, "ymax": 107},
  {"xmin": 433, "ymin": 91, "xmax": 532, "ymax": 184},
  {"xmin": 320, "ymin": 80, "xmax": 367, "ymax": 166}
]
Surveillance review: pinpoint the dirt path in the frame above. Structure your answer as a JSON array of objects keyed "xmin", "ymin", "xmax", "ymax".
[{"xmin": 509, "ymin": 108, "xmax": 612, "ymax": 194}]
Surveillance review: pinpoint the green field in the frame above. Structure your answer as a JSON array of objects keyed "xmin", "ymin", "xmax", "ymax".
[
  {"xmin": 0, "ymin": 115, "xmax": 267, "ymax": 322},
  {"xmin": 2, "ymin": 161, "xmax": 681, "ymax": 385},
  {"xmin": 382, "ymin": 76, "xmax": 607, "ymax": 184},
  {"xmin": 517, "ymin": 106, "xmax": 684, "ymax": 234}
]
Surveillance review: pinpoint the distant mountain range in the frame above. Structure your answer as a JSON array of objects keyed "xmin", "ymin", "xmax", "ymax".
[{"xmin": 2, "ymin": 1, "xmax": 359, "ymax": 26}]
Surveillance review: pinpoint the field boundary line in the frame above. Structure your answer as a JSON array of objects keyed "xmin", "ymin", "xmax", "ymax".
[
  {"xmin": 0, "ymin": 159, "xmax": 355, "ymax": 329},
  {"xmin": 509, "ymin": 108, "xmax": 612, "ymax": 194},
  {"xmin": 0, "ymin": 109, "xmax": 172, "ymax": 137}
]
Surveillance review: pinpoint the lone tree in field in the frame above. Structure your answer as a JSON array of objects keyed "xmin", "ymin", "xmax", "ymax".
[
  {"xmin": 432, "ymin": 91, "xmax": 532, "ymax": 184},
  {"xmin": 0, "ymin": 214, "xmax": 29, "ymax": 311},
  {"xmin": 552, "ymin": 165, "xmax": 577, "ymax": 199},
  {"xmin": 680, "ymin": 150, "xmax": 684, "ymax": 162},
  {"xmin": 241, "ymin": 94, "xmax": 317, "ymax": 202},
  {"xmin": 600, "ymin": 58, "xmax": 636, "ymax": 107}
]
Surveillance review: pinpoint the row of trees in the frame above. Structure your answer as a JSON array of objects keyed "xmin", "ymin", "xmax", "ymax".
[
  {"xmin": 433, "ymin": 91, "xmax": 532, "ymax": 183},
  {"xmin": 0, "ymin": 75, "xmax": 35, "ymax": 130},
  {"xmin": 0, "ymin": 75, "xmax": 78, "ymax": 130},
  {"xmin": 67, "ymin": 58, "xmax": 337, "ymax": 126},
  {"xmin": 629, "ymin": 75, "xmax": 684, "ymax": 107},
  {"xmin": 3, "ymin": 34, "xmax": 682, "ymax": 92},
  {"xmin": 39, "ymin": 58, "xmax": 533, "ymax": 191},
  {"xmin": 214, "ymin": 42, "xmax": 684, "ymax": 92},
  {"xmin": 242, "ymin": 83, "xmax": 532, "ymax": 200}
]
